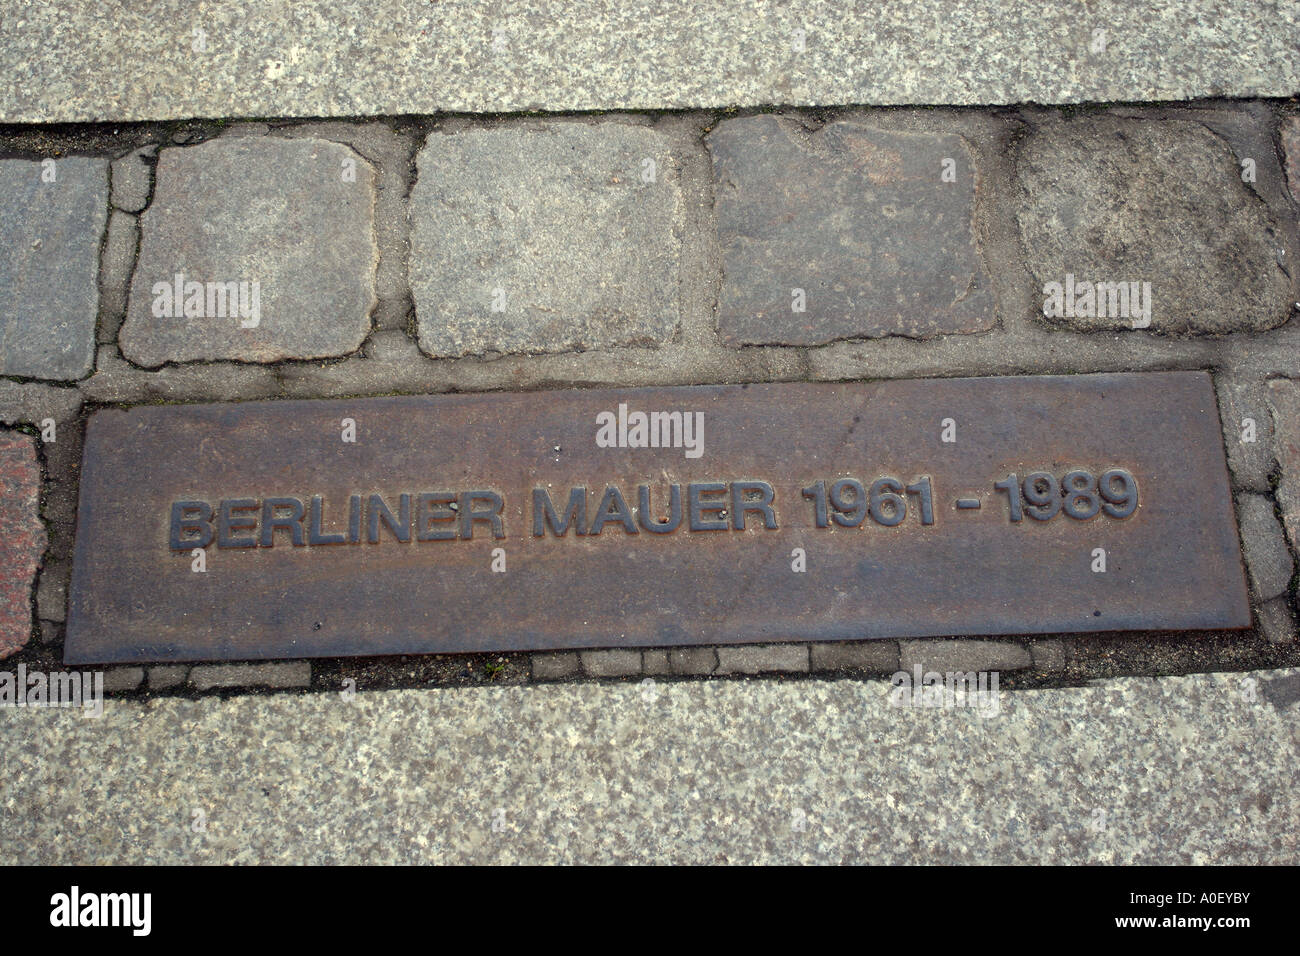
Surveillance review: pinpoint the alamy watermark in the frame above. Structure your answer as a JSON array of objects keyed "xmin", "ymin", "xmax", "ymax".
[
  {"xmin": 889, "ymin": 665, "xmax": 1001, "ymax": 717},
  {"xmin": 1, "ymin": 664, "xmax": 104, "ymax": 718},
  {"xmin": 50, "ymin": 886, "xmax": 150, "ymax": 936},
  {"xmin": 1042, "ymin": 274, "xmax": 1152, "ymax": 328},
  {"xmin": 595, "ymin": 403, "xmax": 704, "ymax": 458},
  {"xmin": 150, "ymin": 272, "xmax": 261, "ymax": 328}
]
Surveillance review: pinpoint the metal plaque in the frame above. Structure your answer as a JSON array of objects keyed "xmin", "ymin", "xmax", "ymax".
[{"xmin": 65, "ymin": 372, "xmax": 1250, "ymax": 664}]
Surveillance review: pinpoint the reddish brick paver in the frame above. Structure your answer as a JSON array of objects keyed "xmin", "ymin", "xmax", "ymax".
[{"xmin": 0, "ymin": 431, "xmax": 46, "ymax": 658}]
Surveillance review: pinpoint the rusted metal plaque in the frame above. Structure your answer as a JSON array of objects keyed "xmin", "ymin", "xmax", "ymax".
[{"xmin": 65, "ymin": 372, "xmax": 1250, "ymax": 664}]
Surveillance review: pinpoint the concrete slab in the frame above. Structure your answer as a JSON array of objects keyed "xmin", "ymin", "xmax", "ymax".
[
  {"xmin": 2, "ymin": 1, "xmax": 1298, "ymax": 122},
  {"xmin": 2, "ymin": 668, "xmax": 1296, "ymax": 863}
]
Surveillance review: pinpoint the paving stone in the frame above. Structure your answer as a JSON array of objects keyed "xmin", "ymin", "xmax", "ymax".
[
  {"xmin": 0, "ymin": 381, "xmax": 83, "ymax": 428},
  {"xmin": 0, "ymin": 157, "xmax": 107, "ymax": 380},
  {"xmin": 147, "ymin": 665, "xmax": 189, "ymax": 690},
  {"xmin": 641, "ymin": 650, "xmax": 672, "ymax": 676},
  {"xmin": 668, "ymin": 647, "xmax": 717, "ymax": 676},
  {"xmin": 81, "ymin": 346, "xmax": 280, "ymax": 405},
  {"xmin": 283, "ymin": 122, "xmax": 415, "ymax": 307},
  {"xmin": 363, "ymin": 330, "xmax": 423, "ymax": 363},
  {"xmin": 579, "ymin": 649, "xmax": 642, "ymax": 678},
  {"xmin": 36, "ymin": 619, "xmax": 61, "ymax": 645},
  {"xmin": 1268, "ymin": 379, "xmax": 1300, "ymax": 555},
  {"xmin": 1257, "ymin": 596, "xmax": 1297, "ymax": 645},
  {"xmin": 899, "ymin": 639, "xmax": 1032, "ymax": 674},
  {"xmin": 1236, "ymin": 493, "xmax": 1295, "ymax": 601},
  {"xmin": 1217, "ymin": 376, "xmax": 1277, "ymax": 493},
  {"xmin": 809, "ymin": 641, "xmax": 899, "ymax": 673},
  {"xmin": 8, "ymin": 1, "xmax": 1300, "ymax": 125},
  {"xmin": 1016, "ymin": 115, "xmax": 1293, "ymax": 334},
  {"xmin": 1029, "ymin": 639, "xmax": 1069, "ymax": 674},
  {"xmin": 96, "ymin": 210, "xmax": 138, "ymax": 342},
  {"xmin": 110, "ymin": 146, "xmax": 155, "ymax": 213},
  {"xmin": 0, "ymin": 432, "xmax": 46, "ymax": 659},
  {"xmin": 410, "ymin": 122, "xmax": 682, "ymax": 358},
  {"xmin": 36, "ymin": 563, "xmax": 68, "ymax": 623},
  {"xmin": 531, "ymin": 652, "xmax": 581, "ymax": 680},
  {"xmin": 189, "ymin": 662, "xmax": 311, "ymax": 691},
  {"xmin": 1283, "ymin": 116, "xmax": 1300, "ymax": 208},
  {"xmin": 6, "ymin": 667, "xmax": 1300, "ymax": 864},
  {"xmin": 715, "ymin": 644, "xmax": 809, "ymax": 675},
  {"xmin": 101, "ymin": 667, "xmax": 143, "ymax": 692},
  {"xmin": 708, "ymin": 115, "xmax": 993, "ymax": 347},
  {"xmin": 120, "ymin": 137, "xmax": 377, "ymax": 367}
]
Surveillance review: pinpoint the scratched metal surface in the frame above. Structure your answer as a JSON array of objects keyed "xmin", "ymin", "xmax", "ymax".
[{"xmin": 64, "ymin": 372, "xmax": 1250, "ymax": 664}]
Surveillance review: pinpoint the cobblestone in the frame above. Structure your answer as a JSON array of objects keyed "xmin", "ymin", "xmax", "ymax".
[
  {"xmin": 1268, "ymin": 379, "xmax": 1300, "ymax": 555},
  {"xmin": 189, "ymin": 662, "xmax": 312, "ymax": 691},
  {"xmin": 410, "ymin": 122, "xmax": 682, "ymax": 358},
  {"xmin": 0, "ymin": 157, "xmax": 107, "ymax": 380},
  {"xmin": 709, "ymin": 115, "xmax": 993, "ymax": 346},
  {"xmin": 120, "ymin": 137, "xmax": 377, "ymax": 366},
  {"xmin": 899, "ymin": 639, "xmax": 1033, "ymax": 674},
  {"xmin": 1015, "ymin": 114, "xmax": 1293, "ymax": 335},
  {"xmin": 579, "ymin": 649, "xmax": 642, "ymax": 678},
  {"xmin": 715, "ymin": 644, "xmax": 809, "ymax": 675},
  {"xmin": 1236, "ymin": 493, "xmax": 1295, "ymax": 600},
  {"xmin": 531, "ymin": 653, "xmax": 582, "ymax": 680},
  {"xmin": 809, "ymin": 641, "xmax": 900, "ymax": 672}
]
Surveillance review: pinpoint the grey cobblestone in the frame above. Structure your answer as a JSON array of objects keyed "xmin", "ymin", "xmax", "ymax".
[
  {"xmin": 36, "ymin": 563, "xmax": 68, "ymax": 623},
  {"xmin": 715, "ymin": 644, "xmax": 809, "ymax": 675},
  {"xmin": 189, "ymin": 662, "xmax": 311, "ymax": 691},
  {"xmin": 1217, "ymin": 376, "xmax": 1277, "ymax": 493},
  {"xmin": 120, "ymin": 137, "xmax": 377, "ymax": 367},
  {"xmin": 580, "ymin": 649, "xmax": 642, "ymax": 678},
  {"xmin": 147, "ymin": 665, "xmax": 189, "ymax": 690},
  {"xmin": 668, "ymin": 647, "xmax": 718, "ymax": 675},
  {"xmin": 0, "ymin": 382, "xmax": 82, "ymax": 428},
  {"xmin": 96, "ymin": 210, "xmax": 138, "ymax": 345},
  {"xmin": 81, "ymin": 347, "xmax": 280, "ymax": 405},
  {"xmin": 809, "ymin": 641, "xmax": 900, "ymax": 672},
  {"xmin": 1029, "ymin": 639, "xmax": 1070, "ymax": 674},
  {"xmin": 101, "ymin": 667, "xmax": 143, "ymax": 692},
  {"xmin": 531, "ymin": 652, "xmax": 582, "ymax": 680},
  {"xmin": 1236, "ymin": 493, "xmax": 1295, "ymax": 600},
  {"xmin": 0, "ymin": 157, "xmax": 107, "ymax": 380},
  {"xmin": 109, "ymin": 146, "xmax": 155, "ymax": 213},
  {"xmin": 363, "ymin": 330, "xmax": 422, "ymax": 364},
  {"xmin": 642, "ymin": 650, "xmax": 671, "ymax": 676},
  {"xmin": 1015, "ymin": 114, "xmax": 1294, "ymax": 335},
  {"xmin": 708, "ymin": 114, "xmax": 994, "ymax": 346},
  {"xmin": 900, "ymin": 639, "xmax": 1033, "ymax": 674},
  {"xmin": 410, "ymin": 121, "xmax": 683, "ymax": 358},
  {"xmin": 1268, "ymin": 379, "xmax": 1300, "ymax": 556},
  {"xmin": 1257, "ymin": 596, "xmax": 1298, "ymax": 645},
  {"xmin": 281, "ymin": 123, "xmax": 415, "ymax": 323}
]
